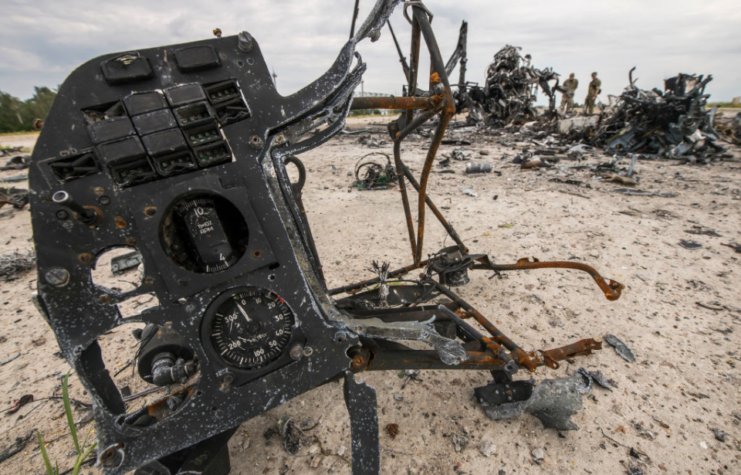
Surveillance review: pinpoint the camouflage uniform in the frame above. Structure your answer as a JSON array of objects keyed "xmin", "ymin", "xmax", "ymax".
[
  {"xmin": 585, "ymin": 76, "xmax": 601, "ymax": 115},
  {"xmin": 560, "ymin": 76, "xmax": 578, "ymax": 112}
]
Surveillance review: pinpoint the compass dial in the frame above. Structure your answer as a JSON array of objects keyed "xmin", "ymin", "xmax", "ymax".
[{"xmin": 209, "ymin": 288, "xmax": 294, "ymax": 369}]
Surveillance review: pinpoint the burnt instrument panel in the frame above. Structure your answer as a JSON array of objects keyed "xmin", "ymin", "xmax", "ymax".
[
  {"xmin": 28, "ymin": 8, "xmax": 390, "ymax": 472},
  {"xmin": 29, "ymin": 2, "xmax": 625, "ymax": 474}
]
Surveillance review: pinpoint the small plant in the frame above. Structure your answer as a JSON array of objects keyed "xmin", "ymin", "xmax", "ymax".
[{"xmin": 37, "ymin": 371, "xmax": 97, "ymax": 475}]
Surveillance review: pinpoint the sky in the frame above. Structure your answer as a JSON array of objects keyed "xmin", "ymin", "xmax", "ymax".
[{"xmin": 1, "ymin": 0, "xmax": 740, "ymax": 104}]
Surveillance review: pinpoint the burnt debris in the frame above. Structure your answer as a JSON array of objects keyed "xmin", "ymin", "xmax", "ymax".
[{"xmin": 590, "ymin": 68, "xmax": 724, "ymax": 162}]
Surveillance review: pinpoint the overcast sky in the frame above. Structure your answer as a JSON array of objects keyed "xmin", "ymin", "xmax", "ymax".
[{"xmin": 1, "ymin": 0, "xmax": 740, "ymax": 104}]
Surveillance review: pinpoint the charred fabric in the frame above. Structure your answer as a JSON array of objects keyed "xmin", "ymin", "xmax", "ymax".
[{"xmin": 29, "ymin": 2, "xmax": 624, "ymax": 474}]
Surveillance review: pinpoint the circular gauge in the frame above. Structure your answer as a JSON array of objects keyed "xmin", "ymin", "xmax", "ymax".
[
  {"xmin": 208, "ymin": 288, "xmax": 294, "ymax": 369},
  {"xmin": 160, "ymin": 193, "xmax": 248, "ymax": 274}
]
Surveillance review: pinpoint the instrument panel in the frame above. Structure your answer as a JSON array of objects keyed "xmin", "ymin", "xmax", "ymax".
[{"xmin": 29, "ymin": 29, "xmax": 365, "ymax": 474}]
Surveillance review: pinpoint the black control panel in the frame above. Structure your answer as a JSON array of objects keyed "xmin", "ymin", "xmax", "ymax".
[{"xmin": 30, "ymin": 29, "xmax": 364, "ymax": 474}]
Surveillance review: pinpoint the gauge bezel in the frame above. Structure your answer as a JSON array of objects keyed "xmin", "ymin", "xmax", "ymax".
[{"xmin": 200, "ymin": 285, "xmax": 303, "ymax": 381}]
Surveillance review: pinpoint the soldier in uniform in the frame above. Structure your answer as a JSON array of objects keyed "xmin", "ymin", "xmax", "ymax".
[
  {"xmin": 560, "ymin": 73, "xmax": 578, "ymax": 113},
  {"xmin": 584, "ymin": 72, "xmax": 601, "ymax": 115}
]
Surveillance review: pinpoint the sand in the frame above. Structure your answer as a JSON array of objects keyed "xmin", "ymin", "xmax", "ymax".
[{"xmin": 0, "ymin": 117, "xmax": 739, "ymax": 474}]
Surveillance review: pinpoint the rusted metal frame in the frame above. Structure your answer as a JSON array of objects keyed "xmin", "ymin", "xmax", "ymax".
[
  {"xmin": 413, "ymin": 111, "xmax": 452, "ymax": 264},
  {"xmin": 392, "ymin": 109, "xmax": 436, "ymax": 260},
  {"xmin": 350, "ymin": 95, "xmax": 438, "ymax": 110},
  {"xmin": 397, "ymin": 162, "xmax": 467, "ymax": 252},
  {"xmin": 411, "ymin": 6, "xmax": 457, "ymax": 265},
  {"xmin": 471, "ymin": 256, "xmax": 624, "ymax": 302},
  {"xmin": 431, "ymin": 281, "xmax": 523, "ymax": 356},
  {"xmin": 348, "ymin": 346, "xmax": 507, "ymax": 372},
  {"xmin": 436, "ymin": 305, "xmax": 516, "ymax": 372},
  {"xmin": 387, "ymin": 20, "xmax": 411, "ymax": 82},
  {"xmin": 431, "ymin": 280, "xmax": 605, "ymax": 372}
]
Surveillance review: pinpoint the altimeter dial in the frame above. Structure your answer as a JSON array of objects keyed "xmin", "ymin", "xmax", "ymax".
[{"xmin": 209, "ymin": 288, "xmax": 294, "ymax": 369}]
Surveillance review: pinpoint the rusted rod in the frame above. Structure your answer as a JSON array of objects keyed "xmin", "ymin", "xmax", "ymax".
[
  {"xmin": 414, "ymin": 108, "xmax": 452, "ymax": 264},
  {"xmin": 431, "ymin": 281, "xmax": 525, "ymax": 354},
  {"xmin": 398, "ymin": 162, "xmax": 467, "ymax": 252},
  {"xmin": 410, "ymin": 7, "xmax": 457, "ymax": 264},
  {"xmin": 350, "ymin": 95, "xmax": 437, "ymax": 110},
  {"xmin": 393, "ymin": 109, "xmax": 436, "ymax": 261},
  {"xmin": 475, "ymin": 257, "xmax": 624, "ymax": 301}
]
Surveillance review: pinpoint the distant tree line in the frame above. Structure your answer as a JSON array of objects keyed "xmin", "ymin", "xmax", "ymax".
[{"xmin": 0, "ymin": 87, "xmax": 57, "ymax": 133}]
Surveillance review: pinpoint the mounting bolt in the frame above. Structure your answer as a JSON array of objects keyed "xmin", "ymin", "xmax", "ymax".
[
  {"xmin": 219, "ymin": 371, "xmax": 235, "ymax": 394},
  {"xmin": 289, "ymin": 344, "xmax": 304, "ymax": 361},
  {"xmin": 334, "ymin": 332, "xmax": 348, "ymax": 343},
  {"xmin": 237, "ymin": 31, "xmax": 254, "ymax": 53},
  {"xmin": 44, "ymin": 268, "xmax": 70, "ymax": 287},
  {"xmin": 250, "ymin": 136, "xmax": 263, "ymax": 150},
  {"xmin": 303, "ymin": 346, "xmax": 314, "ymax": 357}
]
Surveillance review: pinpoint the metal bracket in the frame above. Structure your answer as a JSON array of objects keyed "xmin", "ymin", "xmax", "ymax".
[{"xmin": 344, "ymin": 372, "xmax": 380, "ymax": 475}]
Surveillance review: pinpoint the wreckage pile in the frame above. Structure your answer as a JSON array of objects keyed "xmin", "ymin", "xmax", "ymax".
[
  {"xmin": 588, "ymin": 69, "xmax": 725, "ymax": 162},
  {"xmin": 456, "ymin": 45, "xmax": 560, "ymax": 127}
]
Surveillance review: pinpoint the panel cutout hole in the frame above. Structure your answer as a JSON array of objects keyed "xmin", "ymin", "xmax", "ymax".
[{"xmin": 92, "ymin": 247, "xmax": 143, "ymax": 293}]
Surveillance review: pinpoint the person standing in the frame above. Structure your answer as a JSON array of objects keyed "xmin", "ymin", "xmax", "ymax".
[
  {"xmin": 584, "ymin": 72, "xmax": 601, "ymax": 115},
  {"xmin": 560, "ymin": 73, "xmax": 579, "ymax": 112}
]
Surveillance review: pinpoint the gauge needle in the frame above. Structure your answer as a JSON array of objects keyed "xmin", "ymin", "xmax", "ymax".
[{"xmin": 236, "ymin": 302, "xmax": 252, "ymax": 323}]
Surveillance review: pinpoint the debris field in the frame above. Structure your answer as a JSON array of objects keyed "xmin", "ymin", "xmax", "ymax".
[{"xmin": 1, "ymin": 114, "xmax": 740, "ymax": 473}]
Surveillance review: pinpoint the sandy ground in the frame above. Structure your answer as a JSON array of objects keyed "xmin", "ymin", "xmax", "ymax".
[{"xmin": 1, "ymin": 117, "xmax": 740, "ymax": 475}]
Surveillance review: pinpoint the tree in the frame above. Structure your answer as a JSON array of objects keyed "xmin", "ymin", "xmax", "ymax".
[
  {"xmin": 0, "ymin": 87, "xmax": 58, "ymax": 133},
  {"xmin": 0, "ymin": 92, "xmax": 27, "ymax": 133}
]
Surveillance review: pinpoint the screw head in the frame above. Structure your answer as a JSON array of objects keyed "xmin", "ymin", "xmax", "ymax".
[
  {"xmin": 289, "ymin": 344, "xmax": 304, "ymax": 361},
  {"xmin": 237, "ymin": 31, "xmax": 254, "ymax": 53},
  {"xmin": 44, "ymin": 268, "xmax": 70, "ymax": 287}
]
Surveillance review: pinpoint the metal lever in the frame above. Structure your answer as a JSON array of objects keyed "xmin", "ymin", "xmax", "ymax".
[{"xmin": 52, "ymin": 190, "xmax": 101, "ymax": 226}]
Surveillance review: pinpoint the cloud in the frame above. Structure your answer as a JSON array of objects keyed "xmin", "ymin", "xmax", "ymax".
[{"xmin": 0, "ymin": 0, "xmax": 739, "ymax": 102}]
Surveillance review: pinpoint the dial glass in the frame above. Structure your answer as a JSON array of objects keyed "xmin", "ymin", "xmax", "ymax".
[{"xmin": 209, "ymin": 288, "xmax": 294, "ymax": 369}]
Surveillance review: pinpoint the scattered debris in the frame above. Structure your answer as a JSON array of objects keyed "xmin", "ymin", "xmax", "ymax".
[
  {"xmin": 461, "ymin": 187, "xmax": 478, "ymax": 197},
  {"xmin": 354, "ymin": 153, "xmax": 397, "ymax": 190},
  {"xmin": 6, "ymin": 395, "xmax": 33, "ymax": 415},
  {"xmin": 685, "ymin": 226, "xmax": 721, "ymax": 237},
  {"xmin": 721, "ymin": 242, "xmax": 741, "ymax": 253},
  {"xmin": 478, "ymin": 439, "xmax": 496, "ymax": 458},
  {"xmin": 279, "ymin": 418, "xmax": 304, "ymax": 456},
  {"xmin": 0, "ymin": 353, "xmax": 20, "ymax": 365},
  {"xmin": 385, "ymin": 423, "xmax": 399, "ymax": 440},
  {"xmin": 0, "ymin": 249, "xmax": 35, "ymax": 281},
  {"xmin": 0, "ymin": 187, "xmax": 29, "ymax": 210},
  {"xmin": 452, "ymin": 431, "xmax": 469, "ymax": 453},
  {"xmin": 0, "ymin": 431, "xmax": 33, "ymax": 463},
  {"xmin": 613, "ymin": 188, "xmax": 677, "ymax": 197},
  {"xmin": 531, "ymin": 447, "xmax": 545, "ymax": 464},
  {"xmin": 710, "ymin": 428, "xmax": 727, "ymax": 443},
  {"xmin": 465, "ymin": 162, "xmax": 493, "ymax": 174},
  {"xmin": 604, "ymin": 334, "xmax": 637, "ymax": 363},
  {"xmin": 476, "ymin": 376, "xmax": 585, "ymax": 431},
  {"xmin": 0, "ymin": 154, "xmax": 30, "ymax": 171},
  {"xmin": 679, "ymin": 239, "xmax": 703, "ymax": 250}
]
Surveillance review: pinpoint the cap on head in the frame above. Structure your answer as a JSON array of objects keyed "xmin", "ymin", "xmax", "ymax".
[
  {"xmin": 569, "ymin": 73, "xmax": 575, "ymax": 78},
  {"xmin": 592, "ymin": 72, "xmax": 598, "ymax": 76}
]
